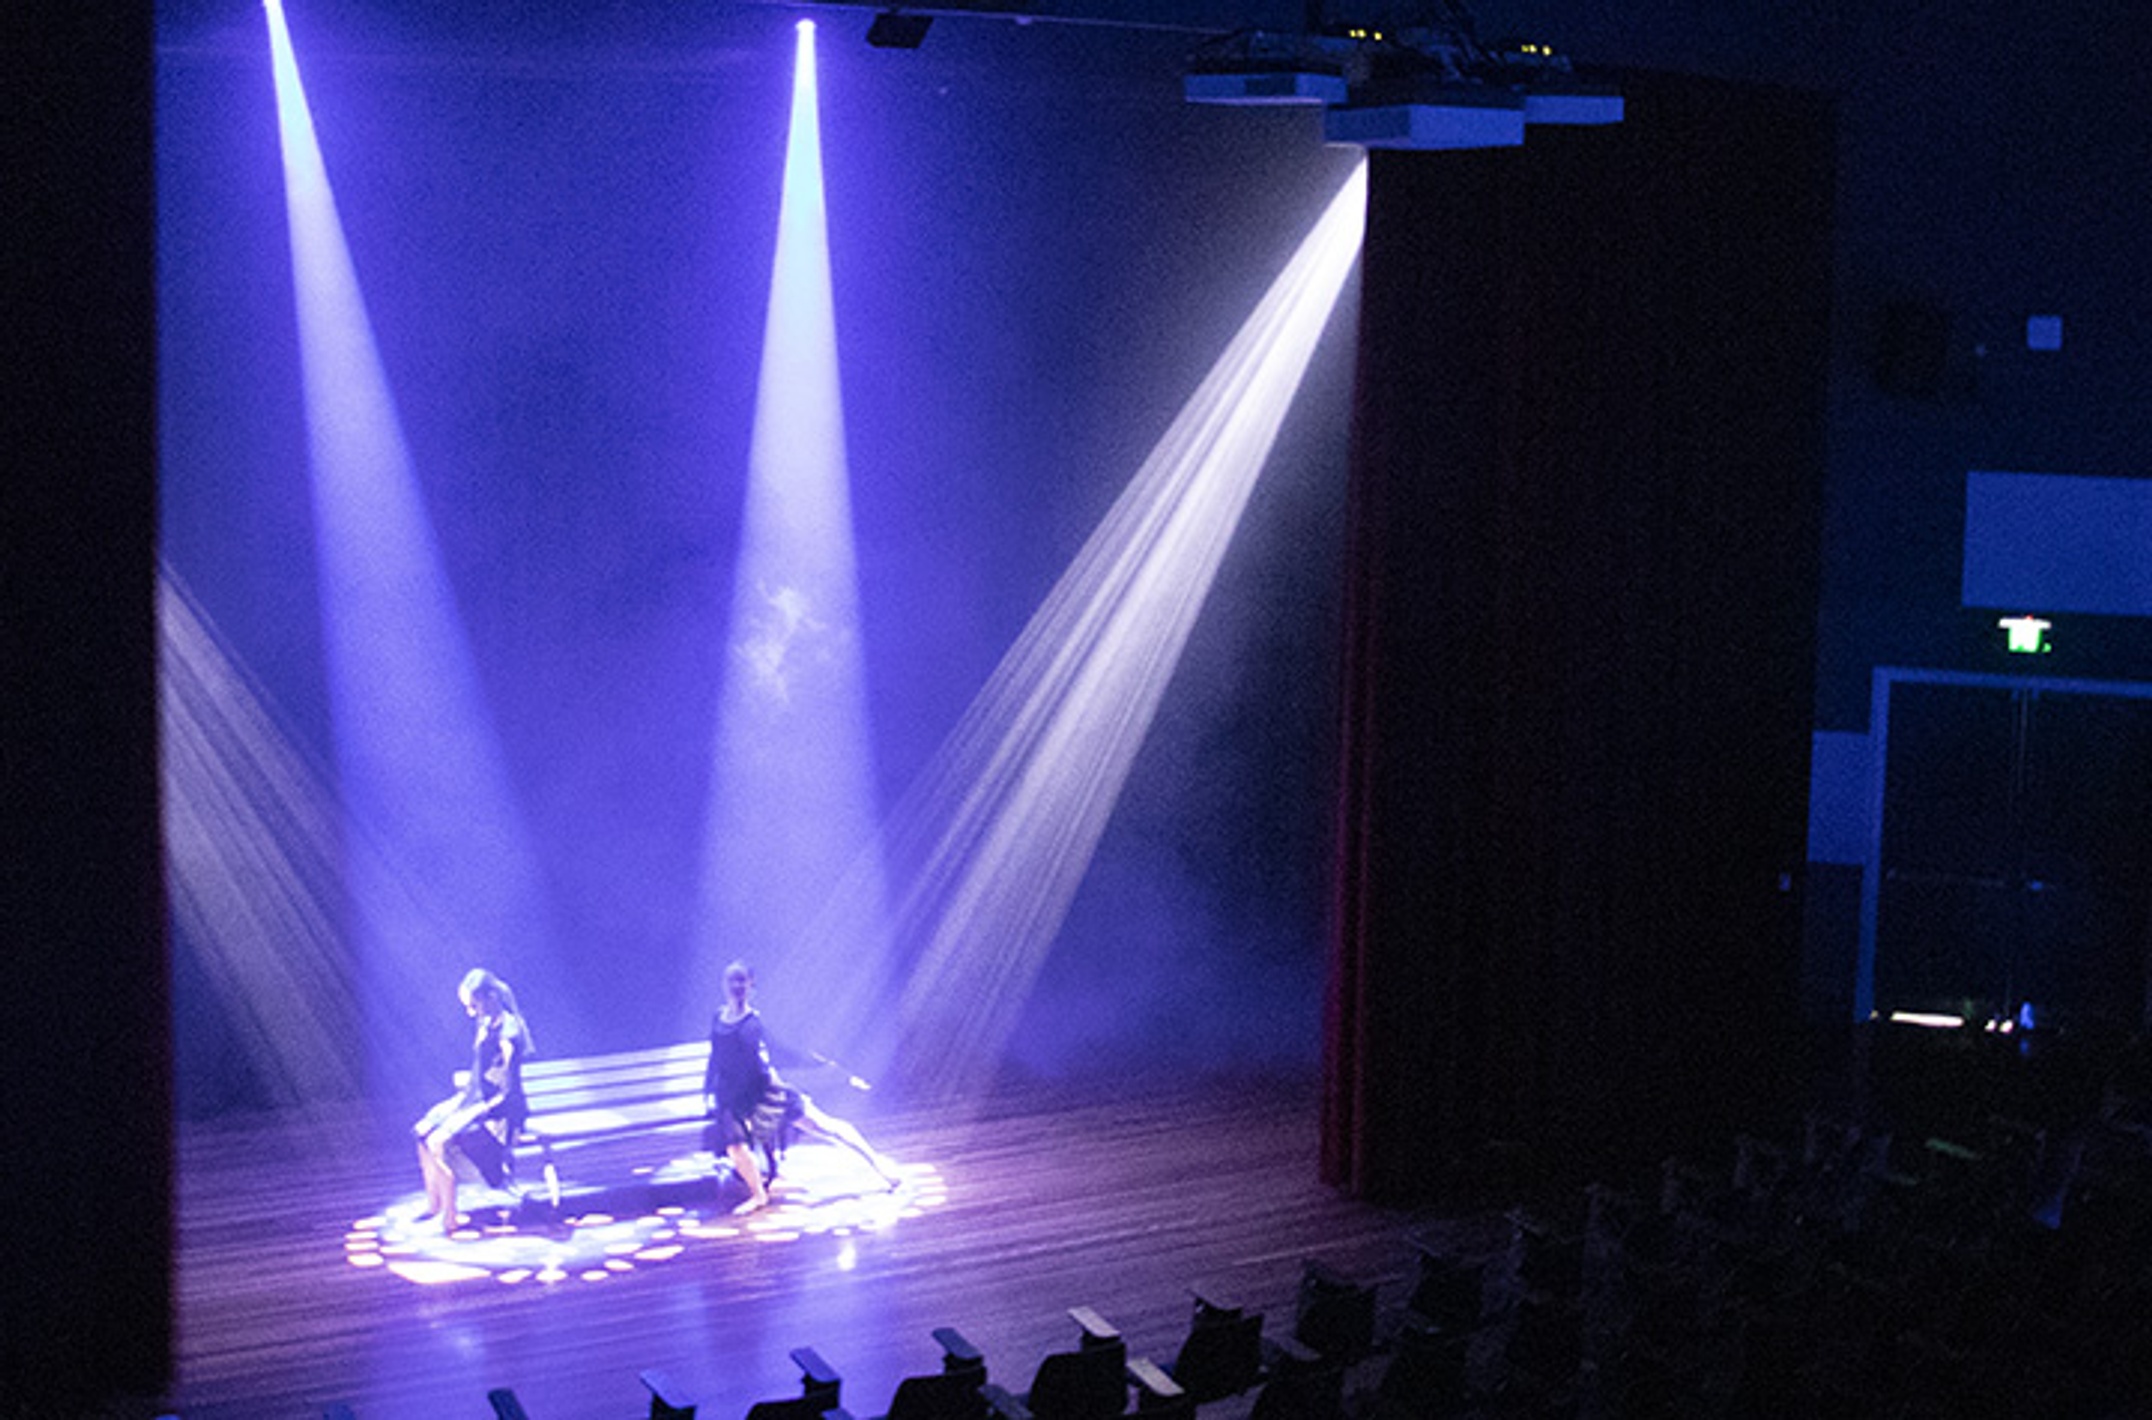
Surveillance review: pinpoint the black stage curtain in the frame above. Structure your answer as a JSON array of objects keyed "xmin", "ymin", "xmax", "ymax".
[
  {"xmin": 2, "ymin": 5, "xmax": 170, "ymax": 1410},
  {"xmin": 1323, "ymin": 73, "xmax": 1835, "ymax": 1201}
]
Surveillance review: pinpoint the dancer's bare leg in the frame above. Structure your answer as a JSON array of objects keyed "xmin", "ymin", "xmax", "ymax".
[
  {"xmin": 415, "ymin": 1136, "xmax": 452, "ymax": 1220},
  {"xmin": 416, "ymin": 1133, "xmax": 464, "ymax": 1233},
  {"xmin": 437, "ymin": 1165, "xmax": 460, "ymax": 1234},
  {"xmin": 797, "ymin": 1096, "xmax": 899, "ymax": 1186},
  {"xmin": 727, "ymin": 1141, "xmax": 770, "ymax": 1213}
]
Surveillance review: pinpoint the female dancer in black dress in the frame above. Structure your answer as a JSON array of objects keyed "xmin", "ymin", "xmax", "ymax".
[
  {"xmin": 703, "ymin": 960, "xmax": 897, "ymax": 1212},
  {"xmin": 412, "ymin": 967, "xmax": 531, "ymax": 1233}
]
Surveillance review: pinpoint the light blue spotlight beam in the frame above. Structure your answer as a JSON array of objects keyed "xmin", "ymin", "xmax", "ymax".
[
  {"xmin": 828, "ymin": 159, "xmax": 1369, "ymax": 1100},
  {"xmin": 266, "ymin": 0, "xmax": 554, "ymax": 1098},
  {"xmin": 693, "ymin": 19, "xmax": 890, "ymax": 1032}
]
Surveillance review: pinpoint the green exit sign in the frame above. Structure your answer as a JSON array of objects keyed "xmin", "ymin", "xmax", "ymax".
[{"xmin": 1997, "ymin": 614, "xmax": 2053, "ymax": 654}]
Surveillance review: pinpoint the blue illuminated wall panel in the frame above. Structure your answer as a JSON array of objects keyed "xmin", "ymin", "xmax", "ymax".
[{"xmin": 1963, "ymin": 471, "xmax": 2152, "ymax": 615}]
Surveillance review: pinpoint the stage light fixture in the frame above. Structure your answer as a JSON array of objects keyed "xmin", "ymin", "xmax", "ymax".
[
  {"xmin": 1187, "ymin": 22, "xmax": 1619, "ymax": 147},
  {"xmin": 1522, "ymin": 88, "xmax": 1624, "ymax": 125},
  {"xmin": 1183, "ymin": 29, "xmax": 1348, "ymax": 108},
  {"xmin": 867, "ymin": 11, "xmax": 932, "ymax": 48},
  {"xmin": 1323, "ymin": 83, "xmax": 1526, "ymax": 150},
  {"xmin": 1184, "ymin": 71, "xmax": 1348, "ymax": 105}
]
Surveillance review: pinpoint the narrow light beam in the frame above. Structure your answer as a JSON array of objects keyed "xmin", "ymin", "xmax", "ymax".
[
  {"xmin": 819, "ymin": 160, "xmax": 1369, "ymax": 1099},
  {"xmin": 693, "ymin": 15, "xmax": 890, "ymax": 1034},
  {"xmin": 161, "ymin": 564, "xmax": 364, "ymax": 1113},
  {"xmin": 265, "ymin": 0, "xmax": 558, "ymax": 1098}
]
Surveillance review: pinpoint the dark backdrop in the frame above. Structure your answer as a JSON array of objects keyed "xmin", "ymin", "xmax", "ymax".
[{"xmin": 1325, "ymin": 73, "xmax": 1835, "ymax": 1199}]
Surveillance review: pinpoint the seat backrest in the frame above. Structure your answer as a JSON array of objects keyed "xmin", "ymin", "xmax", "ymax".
[
  {"xmin": 1404, "ymin": 1252, "xmax": 1483, "ymax": 1333},
  {"xmin": 747, "ymin": 1395, "xmax": 835, "ymax": 1420},
  {"xmin": 1024, "ymin": 1338, "xmax": 1127, "ymax": 1420},
  {"xmin": 1169, "ymin": 1310, "xmax": 1263, "ymax": 1403},
  {"xmin": 884, "ymin": 1369, "xmax": 986, "ymax": 1420},
  {"xmin": 1369, "ymin": 1321, "xmax": 1466, "ymax": 1420},
  {"xmin": 1293, "ymin": 1266, "xmax": 1375, "ymax": 1361},
  {"xmin": 1246, "ymin": 1348, "xmax": 1342, "ymax": 1420}
]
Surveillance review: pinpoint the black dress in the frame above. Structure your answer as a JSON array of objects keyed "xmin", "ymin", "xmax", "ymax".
[{"xmin": 703, "ymin": 1008, "xmax": 801, "ymax": 1158}]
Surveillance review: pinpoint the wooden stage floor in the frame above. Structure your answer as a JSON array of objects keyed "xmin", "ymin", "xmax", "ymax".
[{"xmin": 170, "ymin": 1071, "xmax": 1492, "ymax": 1419}]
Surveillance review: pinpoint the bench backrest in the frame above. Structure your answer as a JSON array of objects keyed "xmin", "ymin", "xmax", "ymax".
[{"xmin": 515, "ymin": 1040, "xmax": 710, "ymax": 1149}]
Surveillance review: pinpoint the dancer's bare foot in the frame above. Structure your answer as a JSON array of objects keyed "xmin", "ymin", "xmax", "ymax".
[{"xmin": 732, "ymin": 1190, "xmax": 770, "ymax": 1216}]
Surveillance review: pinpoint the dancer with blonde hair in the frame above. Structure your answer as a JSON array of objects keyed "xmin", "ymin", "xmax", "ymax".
[{"xmin": 412, "ymin": 967, "xmax": 531, "ymax": 1233}]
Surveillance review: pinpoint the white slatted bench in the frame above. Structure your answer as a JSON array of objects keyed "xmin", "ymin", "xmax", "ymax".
[{"xmin": 462, "ymin": 1040, "xmax": 727, "ymax": 1216}]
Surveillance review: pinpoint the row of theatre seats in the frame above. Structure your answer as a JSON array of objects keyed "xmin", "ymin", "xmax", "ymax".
[
  {"xmin": 629, "ymin": 1269, "xmax": 1449, "ymax": 1420},
  {"xmin": 459, "ymin": 1253, "xmax": 1472, "ymax": 1420},
  {"xmin": 1434, "ymin": 1086, "xmax": 2152, "ymax": 1418},
  {"xmin": 1541, "ymin": 1096, "xmax": 2152, "ymax": 1418},
  {"xmin": 444, "ymin": 1038, "xmax": 2152, "ymax": 1420},
  {"xmin": 631, "ymin": 1089, "xmax": 2143, "ymax": 1420}
]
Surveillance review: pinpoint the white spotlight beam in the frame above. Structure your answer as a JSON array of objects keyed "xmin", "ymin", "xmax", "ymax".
[
  {"xmin": 834, "ymin": 160, "xmax": 1368, "ymax": 1099},
  {"xmin": 694, "ymin": 18, "xmax": 890, "ymax": 1033},
  {"xmin": 265, "ymin": 0, "xmax": 554, "ymax": 1088},
  {"xmin": 161, "ymin": 565, "xmax": 366, "ymax": 1112}
]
